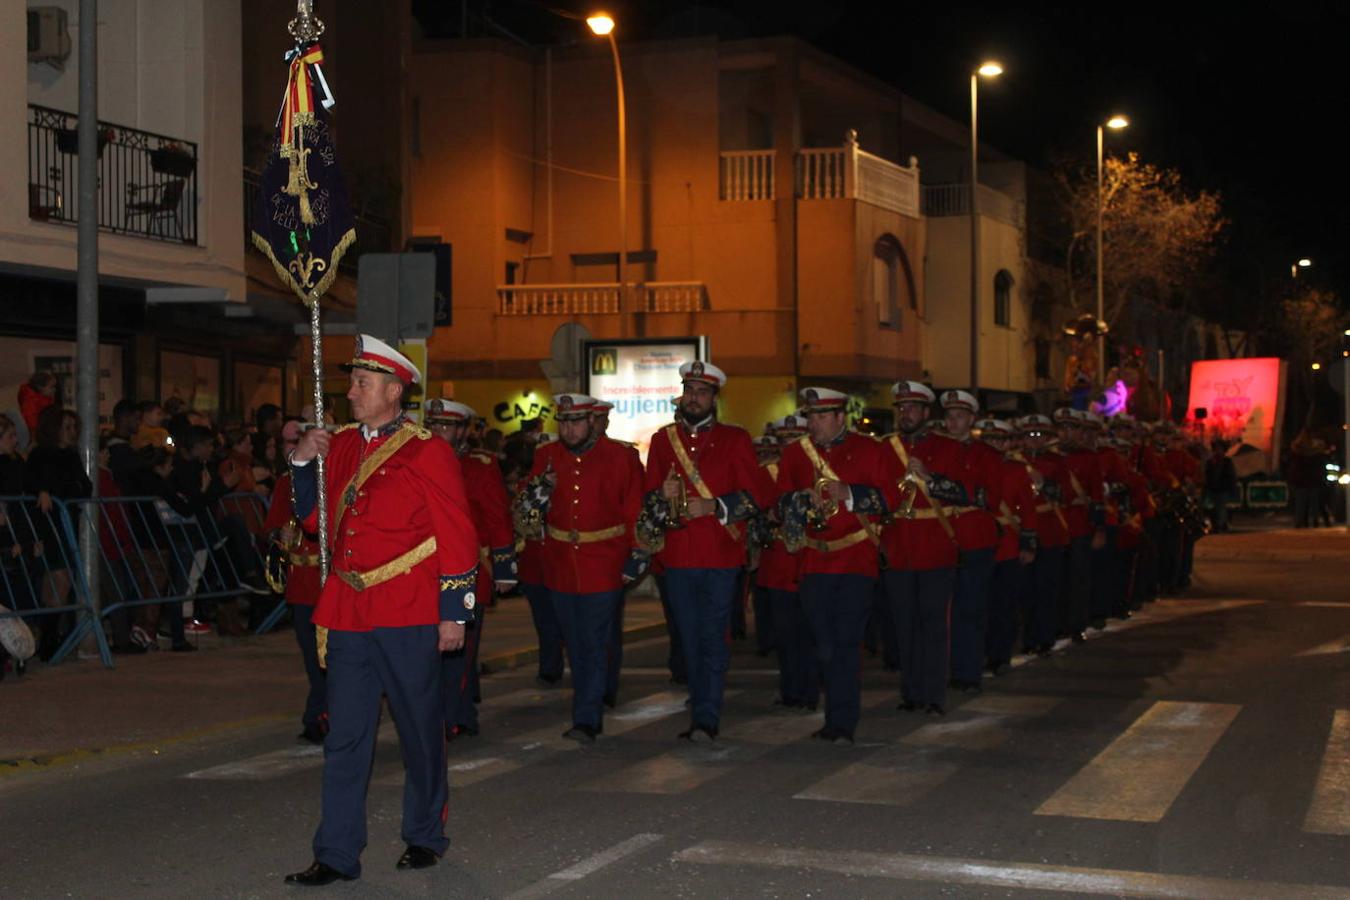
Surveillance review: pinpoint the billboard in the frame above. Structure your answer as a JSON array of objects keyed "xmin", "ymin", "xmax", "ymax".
[
  {"xmin": 1185, "ymin": 357, "xmax": 1287, "ymax": 469},
  {"xmin": 583, "ymin": 337, "xmax": 706, "ymax": 459}
]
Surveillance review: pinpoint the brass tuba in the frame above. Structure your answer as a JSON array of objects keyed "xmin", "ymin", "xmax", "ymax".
[{"xmin": 264, "ymin": 519, "xmax": 302, "ymax": 594}]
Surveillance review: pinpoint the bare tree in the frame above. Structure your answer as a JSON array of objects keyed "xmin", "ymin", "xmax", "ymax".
[{"xmin": 1047, "ymin": 152, "xmax": 1226, "ymax": 340}]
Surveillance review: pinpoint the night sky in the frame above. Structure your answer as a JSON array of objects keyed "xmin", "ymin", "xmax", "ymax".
[{"xmin": 417, "ymin": 1, "xmax": 1349, "ymax": 308}]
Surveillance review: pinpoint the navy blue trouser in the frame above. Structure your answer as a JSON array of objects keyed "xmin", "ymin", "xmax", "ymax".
[
  {"xmin": 766, "ymin": 587, "xmax": 818, "ymax": 707},
  {"xmin": 1132, "ymin": 533, "xmax": 1157, "ymax": 607},
  {"xmin": 290, "ymin": 603, "xmax": 326, "ymax": 730},
  {"xmin": 1116, "ymin": 545, "xmax": 1138, "ymax": 614},
  {"xmin": 752, "ymin": 581, "xmax": 776, "ymax": 655},
  {"xmin": 801, "ymin": 573, "xmax": 874, "ymax": 734},
  {"xmin": 605, "ymin": 591, "xmax": 626, "ymax": 701},
  {"xmin": 442, "ymin": 617, "xmax": 483, "ymax": 730},
  {"xmin": 884, "ymin": 567, "xmax": 954, "ymax": 707},
  {"xmin": 552, "ymin": 589, "xmax": 621, "ymax": 730},
  {"xmin": 1061, "ymin": 536, "xmax": 1092, "ymax": 633},
  {"xmin": 315, "ymin": 626, "xmax": 448, "ymax": 877},
  {"xmin": 655, "ymin": 574, "xmax": 687, "ymax": 681},
  {"xmin": 522, "ymin": 581, "xmax": 563, "ymax": 680},
  {"xmin": 665, "ymin": 567, "xmax": 739, "ymax": 730},
  {"xmin": 950, "ymin": 548, "xmax": 995, "ymax": 683},
  {"xmin": 986, "ymin": 558, "xmax": 1027, "ymax": 668},
  {"xmin": 1090, "ymin": 527, "xmax": 1118, "ymax": 622},
  {"xmin": 1025, "ymin": 545, "xmax": 1064, "ymax": 649}
]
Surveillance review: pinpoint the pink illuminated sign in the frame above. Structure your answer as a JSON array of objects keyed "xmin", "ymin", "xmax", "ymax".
[{"xmin": 1186, "ymin": 357, "xmax": 1287, "ymax": 468}]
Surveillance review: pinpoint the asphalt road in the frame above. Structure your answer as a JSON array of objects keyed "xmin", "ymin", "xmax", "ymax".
[{"xmin": 3, "ymin": 528, "xmax": 1350, "ymax": 898}]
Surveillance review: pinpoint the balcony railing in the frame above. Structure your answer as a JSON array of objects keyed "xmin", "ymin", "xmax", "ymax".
[
  {"xmin": 27, "ymin": 104, "xmax": 198, "ymax": 244},
  {"xmin": 243, "ymin": 168, "xmax": 392, "ymax": 277},
  {"xmin": 720, "ymin": 150, "xmax": 775, "ymax": 200},
  {"xmin": 719, "ymin": 132, "xmax": 922, "ymax": 218},
  {"xmin": 922, "ymin": 183, "xmax": 1025, "ymax": 229},
  {"xmin": 798, "ymin": 132, "xmax": 922, "ymax": 218},
  {"xmin": 496, "ymin": 282, "xmax": 709, "ymax": 316}
]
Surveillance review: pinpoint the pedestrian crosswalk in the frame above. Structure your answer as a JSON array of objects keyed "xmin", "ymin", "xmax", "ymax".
[{"xmin": 178, "ymin": 640, "xmax": 1350, "ymax": 841}]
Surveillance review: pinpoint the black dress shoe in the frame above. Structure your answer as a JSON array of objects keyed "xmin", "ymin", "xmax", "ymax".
[
  {"xmin": 535, "ymin": 673, "xmax": 561, "ymax": 686},
  {"xmin": 1071, "ymin": 631, "xmax": 1087, "ymax": 644},
  {"xmin": 562, "ymin": 724, "xmax": 598, "ymax": 744},
  {"xmin": 1090, "ymin": 618, "xmax": 1107, "ymax": 631},
  {"xmin": 678, "ymin": 724, "xmax": 718, "ymax": 743},
  {"xmin": 298, "ymin": 725, "xmax": 326, "ymax": 745},
  {"xmin": 897, "ymin": 700, "xmax": 919, "ymax": 712},
  {"xmin": 284, "ymin": 861, "xmax": 354, "ymax": 885},
  {"xmin": 396, "ymin": 845, "xmax": 439, "ymax": 870},
  {"xmin": 925, "ymin": 703, "xmax": 946, "ymax": 717},
  {"xmin": 811, "ymin": 726, "xmax": 837, "ymax": 740},
  {"xmin": 603, "ymin": 693, "xmax": 617, "ymax": 709}
]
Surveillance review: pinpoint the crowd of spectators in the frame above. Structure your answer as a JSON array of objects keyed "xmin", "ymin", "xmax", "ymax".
[{"xmin": 2, "ymin": 375, "xmax": 296, "ymax": 680}]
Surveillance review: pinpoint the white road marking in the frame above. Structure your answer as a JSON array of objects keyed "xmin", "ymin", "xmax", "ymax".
[
  {"xmin": 504, "ymin": 833, "xmax": 664, "ymax": 899},
  {"xmin": 184, "ymin": 745, "xmax": 323, "ymax": 780},
  {"xmin": 796, "ymin": 694, "xmax": 1058, "ymax": 806},
  {"xmin": 1035, "ymin": 700, "xmax": 1240, "ymax": 822},
  {"xmin": 672, "ymin": 840, "xmax": 1350, "ymax": 898},
  {"xmin": 1304, "ymin": 709, "xmax": 1350, "ymax": 835},
  {"xmin": 1297, "ymin": 634, "xmax": 1350, "ymax": 657}
]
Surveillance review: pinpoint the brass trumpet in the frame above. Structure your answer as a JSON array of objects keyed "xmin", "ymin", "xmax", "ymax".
[
  {"xmin": 805, "ymin": 476, "xmax": 839, "ymax": 531},
  {"xmin": 665, "ymin": 470, "xmax": 689, "ymax": 527},
  {"xmin": 894, "ymin": 473, "xmax": 923, "ymax": 519}
]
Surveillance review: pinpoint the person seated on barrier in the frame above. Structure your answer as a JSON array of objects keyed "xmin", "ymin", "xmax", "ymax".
[
  {"xmin": 25, "ymin": 406, "xmax": 91, "ymax": 662},
  {"xmin": 120, "ymin": 446, "xmax": 196, "ymax": 651}
]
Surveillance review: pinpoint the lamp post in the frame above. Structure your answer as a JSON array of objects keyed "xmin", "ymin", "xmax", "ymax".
[
  {"xmin": 969, "ymin": 61, "xmax": 1002, "ymax": 390},
  {"xmin": 1292, "ymin": 257, "xmax": 1312, "ymax": 278},
  {"xmin": 587, "ymin": 13, "xmax": 627, "ymax": 312},
  {"xmin": 1096, "ymin": 114, "xmax": 1128, "ymax": 382},
  {"xmin": 1343, "ymin": 329, "xmax": 1350, "ymax": 526}
]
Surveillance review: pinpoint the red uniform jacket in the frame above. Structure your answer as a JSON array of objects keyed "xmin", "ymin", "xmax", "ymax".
[
  {"xmin": 923, "ymin": 434, "xmax": 1001, "ymax": 552},
  {"xmin": 879, "ymin": 432, "xmax": 960, "ymax": 572},
  {"xmin": 265, "ymin": 472, "xmax": 321, "ymax": 606},
  {"xmin": 1165, "ymin": 448, "xmax": 1202, "ymax": 490},
  {"xmin": 1097, "ymin": 446, "xmax": 1132, "ymax": 527},
  {"xmin": 776, "ymin": 431, "xmax": 900, "ymax": 579},
  {"xmin": 1059, "ymin": 447, "xmax": 1106, "ymax": 539},
  {"xmin": 1137, "ymin": 444, "xmax": 1176, "ymax": 491},
  {"xmin": 754, "ymin": 460, "xmax": 800, "ymax": 592},
  {"xmin": 531, "ymin": 435, "xmax": 644, "ymax": 594},
  {"xmin": 644, "ymin": 421, "xmax": 775, "ymax": 570},
  {"xmin": 298, "ymin": 421, "xmax": 480, "ymax": 631},
  {"xmin": 1022, "ymin": 449, "xmax": 1070, "ymax": 549},
  {"xmin": 459, "ymin": 448, "xmax": 516, "ymax": 604},
  {"xmin": 989, "ymin": 455, "xmax": 1038, "ymax": 563}
]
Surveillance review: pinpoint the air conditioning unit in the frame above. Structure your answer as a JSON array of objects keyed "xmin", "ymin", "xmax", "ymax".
[{"xmin": 28, "ymin": 7, "xmax": 72, "ymax": 69}]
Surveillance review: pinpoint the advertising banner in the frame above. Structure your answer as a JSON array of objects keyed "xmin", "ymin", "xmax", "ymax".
[
  {"xmin": 1185, "ymin": 357, "xmax": 1287, "ymax": 470},
  {"xmin": 584, "ymin": 338, "xmax": 705, "ymax": 459}
]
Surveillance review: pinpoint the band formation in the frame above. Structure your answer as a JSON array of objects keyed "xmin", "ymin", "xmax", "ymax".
[{"xmin": 277, "ymin": 334, "xmax": 1206, "ymax": 885}]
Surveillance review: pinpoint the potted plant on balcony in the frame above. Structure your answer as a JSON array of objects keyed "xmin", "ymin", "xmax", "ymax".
[
  {"xmin": 55, "ymin": 125, "xmax": 113, "ymax": 157},
  {"xmin": 150, "ymin": 141, "xmax": 195, "ymax": 177}
]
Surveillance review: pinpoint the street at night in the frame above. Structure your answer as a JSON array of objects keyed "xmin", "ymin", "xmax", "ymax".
[{"xmin": 5, "ymin": 529, "xmax": 1350, "ymax": 898}]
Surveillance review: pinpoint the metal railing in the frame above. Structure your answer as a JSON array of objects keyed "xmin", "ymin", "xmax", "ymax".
[
  {"xmin": 921, "ymin": 182, "xmax": 1025, "ymax": 229},
  {"xmin": 720, "ymin": 150, "xmax": 775, "ymax": 200},
  {"xmin": 1, "ymin": 495, "xmax": 111, "ymax": 667},
  {"xmin": 243, "ymin": 168, "xmax": 393, "ymax": 276},
  {"xmin": 27, "ymin": 104, "xmax": 199, "ymax": 244},
  {"xmin": 496, "ymin": 281, "xmax": 709, "ymax": 316}
]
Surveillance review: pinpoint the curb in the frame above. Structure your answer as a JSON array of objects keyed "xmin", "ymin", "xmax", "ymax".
[{"xmin": 480, "ymin": 621, "xmax": 668, "ymax": 672}]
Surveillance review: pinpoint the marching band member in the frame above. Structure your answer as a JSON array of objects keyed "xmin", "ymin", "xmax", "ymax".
[
  {"xmin": 1014, "ymin": 414, "xmax": 1070, "ymax": 656},
  {"xmin": 777, "ymin": 387, "xmax": 899, "ymax": 743},
  {"xmin": 641, "ymin": 362, "xmax": 774, "ymax": 740},
  {"xmin": 1053, "ymin": 408, "xmax": 1107, "ymax": 643},
  {"xmin": 426, "ymin": 398, "xmax": 518, "ymax": 738},
  {"xmin": 975, "ymin": 418, "xmax": 1037, "ymax": 674},
  {"xmin": 284, "ymin": 335, "xmax": 479, "ymax": 885},
  {"xmin": 521, "ymin": 394, "xmax": 645, "ymax": 744}
]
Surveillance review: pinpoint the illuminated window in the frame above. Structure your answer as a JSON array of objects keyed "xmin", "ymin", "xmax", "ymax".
[{"xmin": 994, "ymin": 269, "xmax": 1014, "ymax": 327}]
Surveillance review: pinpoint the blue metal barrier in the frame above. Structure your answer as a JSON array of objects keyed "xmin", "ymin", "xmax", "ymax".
[{"xmin": 0, "ymin": 495, "xmax": 112, "ymax": 667}]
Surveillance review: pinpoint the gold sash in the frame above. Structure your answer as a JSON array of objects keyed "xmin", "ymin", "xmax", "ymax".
[
  {"xmin": 333, "ymin": 535, "xmax": 438, "ymax": 592},
  {"xmin": 664, "ymin": 424, "xmax": 742, "ymax": 541},
  {"xmin": 546, "ymin": 523, "xmax": 628, "ymax": 545},
  {"xmin": 806, "ymin": 529, "xmax": 873, "ymax": 554},
  {"xmin": 884, "ymin": 435, "xmax": 956, "ymax": 542},
  {"xmin": 798, "ymin": 435, "xmax": 879, "ymax": 547},
  {"xmin": 332, "ymin": 422, "xmax": 423, "ymax": 541}
]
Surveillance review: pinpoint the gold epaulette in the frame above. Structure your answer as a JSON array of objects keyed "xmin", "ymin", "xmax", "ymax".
[
  {"xmin": 335, "ymin": 423, "xmax": 359, "ymax": 433},
  {"xmin": 405, "ymin": 421, "xmax": 432, "ymax": 440}
]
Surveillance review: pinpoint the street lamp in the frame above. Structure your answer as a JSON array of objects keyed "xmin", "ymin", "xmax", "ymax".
[
  {"xmin": 969, "ymin": 60, "xmax": 1002, "ymax": 390},
  {"xmin": 1292, "ymin": 257, "xmax": 1313, "ymax": 278},
  {"xmin": 1097, "ymin": 114, "xmax": 1129, "ymax": 381},
  {"xmin": 588, "ymin": 12, "xmax": 627, "ymax": 311}
]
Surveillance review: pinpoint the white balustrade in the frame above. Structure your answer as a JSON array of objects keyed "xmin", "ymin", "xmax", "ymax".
[
  {"xmin": 496, "ymin": 282, "xmax": 708, "ymax": 315},
  {"xmin": 719, "ymin": 150, "xmax": 775, "ymax": 201}
]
